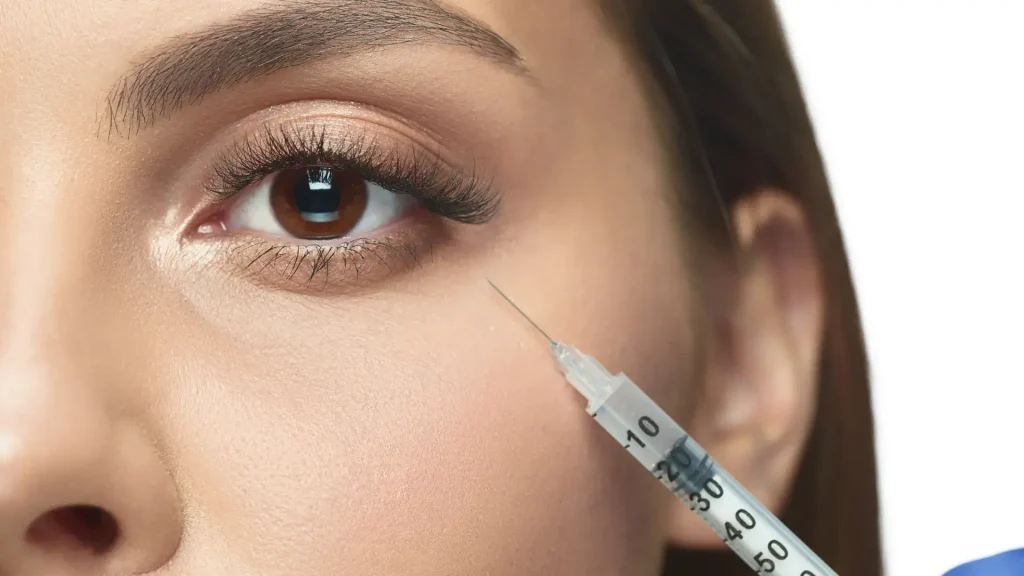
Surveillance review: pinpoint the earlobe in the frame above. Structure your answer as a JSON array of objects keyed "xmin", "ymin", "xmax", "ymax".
[{"xmin": 664, "ymin": 190, "xmax": 824, "ymax": 548}]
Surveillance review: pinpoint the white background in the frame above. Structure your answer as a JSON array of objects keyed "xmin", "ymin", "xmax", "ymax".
[{"xmin": 776, "ymin": 2, "xmax": 1024, "ymax": 574}]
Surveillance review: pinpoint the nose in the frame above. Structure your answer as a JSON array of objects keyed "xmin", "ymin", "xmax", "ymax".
[{"xmin": 0, "ymin": 352, "xmax": 182, "ymax": 576}]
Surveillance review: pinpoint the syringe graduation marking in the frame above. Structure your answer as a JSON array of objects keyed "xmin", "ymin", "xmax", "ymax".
[{"xmin": 660, "ymin": 435, "xmax": 717, "ymax": 495}]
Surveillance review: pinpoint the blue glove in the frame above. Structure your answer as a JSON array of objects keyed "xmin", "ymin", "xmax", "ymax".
[{"xmin": 944, "ymin": 548, "xmax": 1024, "ymax": 576}]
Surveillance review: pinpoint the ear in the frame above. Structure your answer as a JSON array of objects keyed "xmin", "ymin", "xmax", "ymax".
[{"xmin": 665, "ymin": 190, "xmax": 825, "ymax": 548}]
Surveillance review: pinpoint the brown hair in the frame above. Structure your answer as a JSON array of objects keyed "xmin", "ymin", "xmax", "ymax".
[{"xmin": 600, "ymin": 1, "xmax": 884, "ymax": 574}]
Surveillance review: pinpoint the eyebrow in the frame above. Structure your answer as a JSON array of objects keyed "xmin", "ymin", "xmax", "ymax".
[{"xmin": 104, "ymin": 0, "xmax": 524, "ymax": 138}]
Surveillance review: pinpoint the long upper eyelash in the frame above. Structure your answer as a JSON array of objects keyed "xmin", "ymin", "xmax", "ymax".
[{"xmin": 206, "ymin": 124, "xmax": 499, "ymax": 225}]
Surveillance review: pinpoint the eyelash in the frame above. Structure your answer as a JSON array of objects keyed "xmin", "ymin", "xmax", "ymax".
[
  {"xmin": 207, "ymin": 124, "xmax": 497, "ymax": 223},
  {"xmin": 199, "ymin": 124, "xmax": 498, "ymax": 291}
]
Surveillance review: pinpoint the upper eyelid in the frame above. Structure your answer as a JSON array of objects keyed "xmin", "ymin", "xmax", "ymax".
[
  {"xmin": 204, "ymin": 120, "xmax": 463, "ymax": 197},
  {"xmin": 200, "ymin": 119, "xmax": 500, "ymax": 226}
]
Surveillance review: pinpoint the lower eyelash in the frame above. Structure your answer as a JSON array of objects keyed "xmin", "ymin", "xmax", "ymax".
[{"xmin": 230, "ymin": 236, "xmax": 427, "ymax": 291}]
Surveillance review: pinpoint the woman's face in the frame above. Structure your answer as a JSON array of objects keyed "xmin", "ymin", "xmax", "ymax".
[{"xmin": 0, "ymin": 1, "xmax": 700, "ymax": 574}]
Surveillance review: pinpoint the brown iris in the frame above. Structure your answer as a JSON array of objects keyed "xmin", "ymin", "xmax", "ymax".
[{"xmin": 270, "ymin": 167, "xmax": 369, "ymax": 239}]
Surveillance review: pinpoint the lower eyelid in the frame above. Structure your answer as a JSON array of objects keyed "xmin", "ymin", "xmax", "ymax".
[{"xmin": 202, "ymin": 223, "xmax": 440, "ymax": 295}]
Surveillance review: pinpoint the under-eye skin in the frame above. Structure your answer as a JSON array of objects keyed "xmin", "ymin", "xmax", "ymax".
[{"xmin": 190, "ymin": 123, "xmax": 499, "ymax": 292}]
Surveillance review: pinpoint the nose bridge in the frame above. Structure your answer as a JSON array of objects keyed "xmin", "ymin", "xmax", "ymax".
[
  {"xmin": 0, "ymin": 112, "xmax": 123, "ymax": 352},
  {"xmin": 0, "ymin": 2, "xmax": 135, "ymax": 347}
]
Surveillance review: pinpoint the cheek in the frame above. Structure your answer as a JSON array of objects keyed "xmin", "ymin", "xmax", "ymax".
[{"xmin": 158, "ymin": 295, "xmax": 675, "ymax": 575}]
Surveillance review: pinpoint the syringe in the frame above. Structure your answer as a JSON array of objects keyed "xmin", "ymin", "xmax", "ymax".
[{"xmin": 489, "ymin": 281, "xmax": 838, "ymax": 576}]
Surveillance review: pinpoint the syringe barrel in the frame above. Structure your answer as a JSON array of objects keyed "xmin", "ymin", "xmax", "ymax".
[{"xmin": 556, "ymin": 342, "xmax": 837, "ymax": 576}]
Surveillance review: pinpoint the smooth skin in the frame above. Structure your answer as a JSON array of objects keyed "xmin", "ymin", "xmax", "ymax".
[{"xmin": 0, "ymin": 1, "xmax": 824, "ymax": 575}]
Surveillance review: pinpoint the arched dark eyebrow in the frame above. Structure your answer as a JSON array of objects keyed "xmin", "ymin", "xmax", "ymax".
[{"xmin": 103, "ymin": 0, "xmax": 525, "ymax": 138}]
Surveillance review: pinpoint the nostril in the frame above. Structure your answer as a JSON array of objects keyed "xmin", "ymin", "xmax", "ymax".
[{"xmin": 26, "ymin": 505, "xmax": 121, "ymax": 556}]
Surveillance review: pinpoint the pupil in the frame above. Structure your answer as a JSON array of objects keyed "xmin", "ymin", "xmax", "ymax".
[{"xmin": 294, "ymin": 167, "xmax": 341, "ymax": 223}]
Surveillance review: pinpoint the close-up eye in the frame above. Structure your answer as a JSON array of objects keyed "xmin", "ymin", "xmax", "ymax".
[
  {"xmin": 191, "ymin": 125, "xmax": 500, "ymax": 289},
  {"xmin": 227, "ymin": 166, "xmax": 418, "ymax": 241}
]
